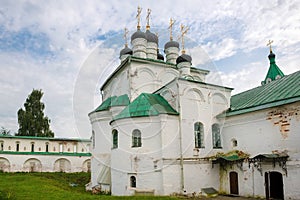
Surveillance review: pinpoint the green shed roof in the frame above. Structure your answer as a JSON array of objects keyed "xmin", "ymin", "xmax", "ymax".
[
  {"xmin": 93, "ymin": 94, "xmax": 130, "ymax": 112},
  {"xmin": 228, "ymin": 70, "xmax": 300, "ymax": 116},
  {"xmin": 112, "ymin": 93, "xmax": 179, "ymax": 121}
]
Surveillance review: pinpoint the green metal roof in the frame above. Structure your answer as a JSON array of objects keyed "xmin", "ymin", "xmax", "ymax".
[
  {"xmin": 262, "ymin": 51, "xmax": 284, "ymax": 85},
  {"xmin": 111, "ymin": 94, "xmax": 130, "ymax": 107},
  {"xmin": 112, "ymin": 93, "xmax": 179, "ymax": 121},
  {"xmin": 228, "ymin": 70, "xmax": 300, "ymax": 116},
  {"xmin": 93, "ymin": 94, "xmax": 130, "ymax": 112},
  {"xmin": 0, "ymin": 134, "xmax": 91, "ymax": 142}
]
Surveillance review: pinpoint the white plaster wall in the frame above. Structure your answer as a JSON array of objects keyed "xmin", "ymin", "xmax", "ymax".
[
  {"xmin": 183, "ymin": 162, "xmax": 220, "ymax": 194},
  {"xmin": 102, "ymin": 67, "xmax": 130, "ymax": 100},
  {"xmin": 222, "ymin": 102, "xmax": 300, "ymax": 199},
  {"xmin": 178, "ymin": 79, "xmax": 231, "ymax": 158},
  {"xmin": 223, "ymin": 102, "xmax": 300, "ymax": 157},
  {"xmin": 110, "ymin": 117, "xmax": 164, "ymax": 195},
  {"xmin": 0, "ymin": 154, "xmax": 90, "ymax": 172},
  {"xmin": 89, "ymin": 110, "xmax": 112, "ymax": 187},
  {"xmin": 130, "ymin": 61, "xmax": 178, "ymax": 100}
]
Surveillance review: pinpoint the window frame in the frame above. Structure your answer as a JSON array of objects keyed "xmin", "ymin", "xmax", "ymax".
[
  {"xmin": 194, "ymin": 122, "xmax": 204, "ymax": 148},
  {"xmin": 130, "ymin": 175, "xmax": 136, "ymax": 188},
  {"xmin": 132, "ymin": 129, "xmax": 142, "ymax": 148},
  {"xmin": 112, "ymin": 129, "xmax": 118, "ymax": 149},
  {"xmin": 212, "ymin": 123, "xmax": 222, "ymax": 148}
]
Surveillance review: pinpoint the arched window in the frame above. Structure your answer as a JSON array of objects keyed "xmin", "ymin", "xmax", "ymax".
[
  {"xmin": 16, "ymin": 142, "xmax": 20, "ymax": 152},
  {"xmin": 31, "ymin": 142, "xmax": 35, "ymax": 152},
  {"xmin": 132, "ymin": 129, "xmax": 142, "ymax": 147},
  {"xmin": 0, "ymin": 141, "xmax": 3, "ymax": 151},
  {"xmin": 130, "ymin": 176, "xmax": 136, "ymax": 188},
  {"xmin": 112, "ymin": 129, "xmax": 118, "ymax": 148},
  {"xmin": 194, "ymin": 122, "xmax": 204, "ymax": 148},
  {"xmin": 232, "ymin": 139, "xmax": 238, "ymax": 147},
  {"xmin": 45, "ymin": 142, "xmax": 49, "ymax": 152},
  {"xmin": 92, "ymin": 130, "xmax": 95, "ymax": 149},
  {"xmin": 212, "ymin": 124, "xmax": 222, "ymax": 148}
]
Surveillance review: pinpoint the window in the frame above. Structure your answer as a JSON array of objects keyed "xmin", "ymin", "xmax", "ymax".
[
  {"xmin": 0, "ymin": 141, "xmax": 3, "ymax": 151},
  {"xmin": 46, "ymin": 143, "xmax": 49, "ymax": 152},
  {"xmin": 194, "ymin": 122, "xmax": 204, "ymax": 148},
  {"xmin": 92, "ymin": 130, "xmax": 95, "ymax": 149},
  {"xmin": 16, "ymin": 142, "xmax": 20, "ymax": 152},
  {"xmin": 73, "ymin": 144, "xmax": 77, "ymax": 153},
  {"xmin": 132, "ymin": 129, "xmax": 142, "ymax": 147},
  {"xmin": 130, "ymin": 176, "xmax": 136, "ymax": 188},
  {"xmin": 59, "ymin": 143, "xmax": 63, "ymax": 153},
  {"xmin": 212, "ymin": 124, "xmax": 222, "ymax": 148},
  {"xmin": 232, "ymin": 139, "xmax": 238, "ymax": 147},
  {"xmin": 112, "ymin": 129, "xmax": 118, "ymax": 148},
  {"xmin": 31, "ymin": 143, "xmax": 35, "ymax": 152}
]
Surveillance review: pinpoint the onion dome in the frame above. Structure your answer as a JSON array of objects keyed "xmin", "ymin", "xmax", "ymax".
[
  {"xmin": 268, "ymin": 51, "xmax": 275, "ymax": 60},
  {"xmin": 131, "ymin": 29, "xmax": 146, "ymax": 41},
  {"xmin": 119, "ymin": 45, "xmax": 133, "ymax": 58},
  {"xmin": 176, "ymin": 53, "xmax": 192, "ymax": 64},
  {"xmin": 145, "ymin": 30, "xmax": 158, "ymax": 44},
  {"xmin": 157, "ymin": 49, "xmax": 164, "ymax": 60},
  {"xmin": 164, "ymin": 40, "xmax": 180, "ymax": 50}
]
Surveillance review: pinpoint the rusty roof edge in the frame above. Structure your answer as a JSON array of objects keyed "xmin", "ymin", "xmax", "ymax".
[{"xmin": 226, "ymin": 96, "xmax": 300, "ymax": 117}]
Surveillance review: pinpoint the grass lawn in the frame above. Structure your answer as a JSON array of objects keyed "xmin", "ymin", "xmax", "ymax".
[{"xmin": 0, "ymin": 172, "xmax": 180, "ymax": 200}]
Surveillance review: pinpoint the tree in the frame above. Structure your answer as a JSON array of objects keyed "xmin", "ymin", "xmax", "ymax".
[
  {"xmin": 17, "ymin": 89, "xmax": 54, "ymax": 137},
  {"xmin": 0, "ymin": 127, "xmax": 11, "ymax": 135}
]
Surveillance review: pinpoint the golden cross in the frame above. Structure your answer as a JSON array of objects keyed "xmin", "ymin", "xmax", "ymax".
[
  {"xmin": 267, "ymin": 40, "xmax": 273, "ymax": 52},
  {"xmin": 123, "ymin": 27, "xmax": 129, "ymax": 47},
  {"xmin": 146, "ymin": 8, "xmax": 151, "ymax": 30},
  {"xmin": 179, "ymin": 24, "xmax": 189, "ymax": 53},
  {"xmin": 136, "ymin": 6, "xmax": 142, "ymax": 29},
  {"xmin": 168, "ymin": 18, "xmax": 175, "ymax": 40}
]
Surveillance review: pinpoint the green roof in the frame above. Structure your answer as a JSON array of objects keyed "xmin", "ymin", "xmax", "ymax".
[
  {"xmin": 0, "ymin": 134, "xmax": 91, "ymax": 142},
  {"xmin": 228, "ymin": 70, "xmax": 300, "ymax": 116},
  {"xmin": 112, "ymin": 93, "xmax": 179, "ymax": 121},
  {"xmin": 93, "ymin": 94, "xmax": 130, "ymax": 112},
  {"xmin": 262, "ymin": 51, "xmax": 284, "ymax": 85}
]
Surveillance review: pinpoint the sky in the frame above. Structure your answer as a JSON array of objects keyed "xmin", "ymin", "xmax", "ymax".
[{"xmin": 0, "ymin": 0, "xmax": 299, "ymax": 139}]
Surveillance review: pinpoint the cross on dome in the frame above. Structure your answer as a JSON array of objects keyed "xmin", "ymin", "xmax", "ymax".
[
  {"xmin": 168, "ymin": 18, "xmax": 175, "ymax": 41},
  {"xmin": 123, "ymin": 27, "xmax": 129, "ymax": 47},
  {"xmin": 146, "ymin": 8, "xmax": 151, "ymax": 30},
  {"xmin": 136, "ymin": 6, "xmax": 142, "ymax": 30},
  {"xmin": 267, "ymin": 39, "xmax": 274, "ymax": 53},
  {"xmin": 179, "ymin": 24, "xmax": 189, "ymax": 54}
]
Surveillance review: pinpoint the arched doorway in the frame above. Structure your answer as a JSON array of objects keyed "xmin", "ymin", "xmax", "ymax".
[
  {"xmin": 23, "ymin": 158, "xmax": 42, "ymax": 172},
  {"xmin": 0, "ymin": 157, "xmax": 11, "ymax": 172},
  {"xmin": 54, "ymin": 158, "xmax": 71, "ymax": 172},
  {"xmin": 265, "ymin": 171, "xmax": 284, "ymax": 200},
  {"xmin": 229, "ymin": 171, "xmax": 239, "ymax": 195}
]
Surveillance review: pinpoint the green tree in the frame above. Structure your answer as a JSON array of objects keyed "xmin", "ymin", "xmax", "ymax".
[
  {"xmin": 17, "ymin": 89, "xmax": 54, "ymax": 137},
  {"xmin": 0, "ymin": 127, "xmax": 11, "ymax": 135}
]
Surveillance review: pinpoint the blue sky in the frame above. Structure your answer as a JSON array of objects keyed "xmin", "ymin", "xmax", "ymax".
[{"xmin": 0, "ymin": 0, "xmax": 299, "ymax": 138}]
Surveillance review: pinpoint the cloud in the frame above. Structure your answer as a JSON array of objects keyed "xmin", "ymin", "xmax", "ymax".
[{"xmin": 0, "ymin": 0, "xmax": 299, "ymax": 139}]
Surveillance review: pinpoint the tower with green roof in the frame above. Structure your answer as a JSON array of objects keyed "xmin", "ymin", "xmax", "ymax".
[{"xmin": 261, "ymin": 41, "xmax": 285, "ymax": 85}]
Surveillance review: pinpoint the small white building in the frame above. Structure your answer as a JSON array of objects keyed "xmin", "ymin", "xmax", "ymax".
[
  {"xmin": 0, "ymin": 134, "xmax": 91, "ymax": 173},
  {"xmin": 89, "ymin": 10, "xmax": 300, "ymax": 199}
]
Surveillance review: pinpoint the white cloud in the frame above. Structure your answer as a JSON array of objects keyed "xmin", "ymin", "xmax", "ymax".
[{"xmin": 0, "ymin": 0, "xmax": 299, "ymax": 139}]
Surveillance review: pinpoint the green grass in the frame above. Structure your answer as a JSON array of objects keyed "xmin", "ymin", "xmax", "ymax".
[{"xmin": 0, "ymin": 172, "xmax": 180, "ymax": 200}]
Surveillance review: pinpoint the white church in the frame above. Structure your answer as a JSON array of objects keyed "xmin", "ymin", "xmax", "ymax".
[{"xmin": 88, "ymin": 8, "xmax": 300, "ymax": 199}]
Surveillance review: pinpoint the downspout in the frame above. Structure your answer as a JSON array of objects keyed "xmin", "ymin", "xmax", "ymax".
[
  {"xmin": 252, "ymin": 164, "xmax": 255, "ymax": 197},
  {"xmin": 176, "ymin": 80, "xmax": 185, "ymax": 193}
]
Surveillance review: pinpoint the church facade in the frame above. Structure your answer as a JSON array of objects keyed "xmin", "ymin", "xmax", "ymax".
[{"xmin": 89, "ymin": 9, "xmax": 300, "ymax": 199}]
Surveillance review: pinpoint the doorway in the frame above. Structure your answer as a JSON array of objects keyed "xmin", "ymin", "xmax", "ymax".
[
  {"xmin": 229, "ymin": 171, "xmax": 239, "ymax": 195},
  {"xmin": 265, "ymin": 171, "xmax": 284, "ymax": 200}
]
